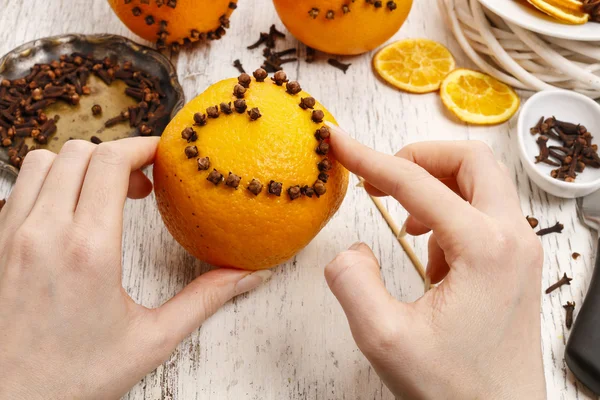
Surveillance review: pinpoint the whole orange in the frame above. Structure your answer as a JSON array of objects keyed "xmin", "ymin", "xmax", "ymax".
[
  {"xmin": 273, "ymin": 0, "xmax": 413, "ymax": 55},
  {"xmin": 154, "ymin": 72, "xmax": 349, "ymax": 270},
  {"xmin": 107, "ymin": 0, "xmax": 236, "ymax": 49}
]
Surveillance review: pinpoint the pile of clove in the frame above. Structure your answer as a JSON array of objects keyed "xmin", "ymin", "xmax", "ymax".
[
  {"xmin": 0, "ymin": 52, "xmax": 167, "ymax": 168},
  {"xmin": 531, "ymin": 116, "xmax": 600, "ymax": 182},
  {"xmin": 244, "ymin": 25, "xmax": 297, "ymax": 73}
]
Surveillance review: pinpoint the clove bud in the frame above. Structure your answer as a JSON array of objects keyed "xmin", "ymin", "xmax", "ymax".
[
  {"xmin": 313, "ymin": 180, "xmax": 326, "ymax": 196},
  {"xmin": 220, "ymin": 102, "xmax": 233, "ymax": 115},
  {"xmin": 194, "ymin": 112, "xmax": 208, "ymax": 126},
  {"xmin": 286, "ymin": 81, "xmax": 302, "ymax": 95},
  {"xmin": 300, "ymin": 97, "xmax": 316, "ymax": 110},
  {"xmin": 268, "ymin": 180, "xmax": 283, "ymax": 196},
  {"xmin": 185, "ymin": 145, "xmax": 199, "ymax": 159},
  {"xmin": 287, "ymin": 185, "xmax": 301, "ymax": 200},
  {"xmin": 247, "ymin": 107, "xmax": 262, "ymax": 121},
  {"xmin": 207, "ymin": 105, "xmax": 220, "ymax": 118},
  {"xmin": 545, "ymin": 273, "xmax": 572, "ymax": 294},
  {"xmin": 225, "ymin": 172, "xmax": 242, "ymax": 189},
  {"xmin": 316, "ymin": 141, "xmax": 330, "ymax": 155},
  {"xmin": 301, "ymin": 185, "xmax": 315, "ymax": 198},
  {"xmin": 207, "ymin": 169, "xmax": 224, "ymax": 185},
  {"xmin": 247, "ymin": 178, "xmax": 263, "ymax": 195},
  {"xmin": 234, "ymin": 99, "xmax": 247, "ymax": 113},
  {"xmin": 253, "ymin": 68, "xmax": 268, "ymax": 82},
  {"xmin": 311, "ymin": 110, "xmax": 325, "ymax": 123},
  {"xmin": 91, "ymin": 104, "xmax": 102, "ymax": 116},
  {"xmin": 197, "ymin": 156, "xmax": 210, "ymax": 171},
  {"xmin": 318, "ymin": 172, "xmax": 329, "ymax": 183},
  {"xmin": 272, "ymin": 71, "xmax": 288, "ymax": 86},
  {"xmin": 318, "ymin": 158, "xmax": 332, "ymax": 172},
  {"xmin": 238, "ymin": 73, "xmax": 252, "ymax": 88},
  {"xmin": 564, "ymin": 302, "xmax": 576, "ymax": 329},
  {"xmin": 233, "ymin": 84, "xmax": 246, "ymax": 99},
  {"xmin": 315, "ymin": 126, "xmax": 330, "ymax": 140},
  {"xmin": 181, "ymin": 127, "xmax": 197, "ymax": 142}
]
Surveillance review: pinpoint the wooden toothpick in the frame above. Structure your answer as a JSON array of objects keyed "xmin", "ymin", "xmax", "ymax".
[{"xmin": 357, "ymin": 177, "xmax": 427, "ymax": 284}]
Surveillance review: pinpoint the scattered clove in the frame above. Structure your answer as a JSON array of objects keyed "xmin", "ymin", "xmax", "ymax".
[
  {"xmin": 526, "ymin": 216, "xmax": 539, "ymax": 229},
  {"xmin": 536, "ymin": 222, "xmax": 564, "ymax": 236},
  {"xmin": 564, "ymin": 301, "xmax": 576, "ymax": 329},
  {"xmin": 233, "ymin": 59, "xmax": 245, "ymax": 74},
  {"xmin": 545, "ymin": 273, "xmax": 573, "ymax": 294},
  {"xmin": 316, "ymin": 141, "xmax": 330, "ymax": 155},
  {"xmin": 90, "ymin": 136, "xmax": 103, "ymax": 144},
  {"xmin": 572, "ymin": 252, "xmax": 581, "ymax": 260},
  {"xmin": 327, "ymin": 59, "xmax": 351, "ymax": 73},
  {"xmin": 91, "ymin": 104, "xmax": 102, "ymax": 116}
]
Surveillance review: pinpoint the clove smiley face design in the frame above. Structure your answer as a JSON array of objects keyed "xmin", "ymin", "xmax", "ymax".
[{"xmin": 153, "ymin": 73, "xmax": 348, "ymax": 270}]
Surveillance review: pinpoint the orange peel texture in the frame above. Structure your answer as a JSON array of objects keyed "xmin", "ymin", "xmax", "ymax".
[
  {"xmin": 154, "ymin": 72, "xmax": 349, "ymax": 270},
  {"xmin": 107, "ymin": 0, "xmax": 237, "ymax": 51},
  {"xmin": 273, "ymin": 0, "xmax": 413, "ymax": 55}
]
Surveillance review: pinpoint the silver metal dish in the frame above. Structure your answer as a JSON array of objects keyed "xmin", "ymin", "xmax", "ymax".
[{"xmin": 0, "ymin": 33, "xmax": 185, "ymax": 177}]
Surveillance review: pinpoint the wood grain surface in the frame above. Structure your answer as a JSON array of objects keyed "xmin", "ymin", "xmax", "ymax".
[{"xmin": 0, "ymin": 0, "xmax": 598, "ymax": 399}]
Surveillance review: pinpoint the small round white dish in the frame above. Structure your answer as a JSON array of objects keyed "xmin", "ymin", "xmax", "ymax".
[
  {"xmin": 478, "ymin": 0, "xmax": 600, "ymax": 41},
  {"xmin": 517, "ymin": 90, "xmax": 600, "ymax": 198}
]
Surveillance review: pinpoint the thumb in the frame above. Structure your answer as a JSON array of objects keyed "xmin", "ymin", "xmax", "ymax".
[
  {"xmin": 325, "ymin": 243, "xmax": 405, "ymax": 346},
  {"xmin": 154, "ymin": 268, "xmax": 272, "ymax": 349}
]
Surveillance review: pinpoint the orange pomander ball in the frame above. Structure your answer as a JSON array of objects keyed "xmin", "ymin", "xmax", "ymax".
[
  {"xmin": 107, "ymin": 0, "xmax": 237, "ymax": 50},
  {"xmin": 154, "ymin": 72, "xmax": 349, "ymax": 270},
  {"xmin": 273, "ymin": 0, "xmax": 413, "ymax": 55}
]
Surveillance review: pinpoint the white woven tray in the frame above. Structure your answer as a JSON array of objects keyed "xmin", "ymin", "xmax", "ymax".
[{"xmin": 438, "ymin": 0, "xmax": 600, "ymax": 98}]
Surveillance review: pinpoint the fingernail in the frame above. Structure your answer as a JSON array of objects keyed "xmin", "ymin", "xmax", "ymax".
[
  {"xmin": 235, "ymin": 270, "xmax": 273, "ymax": 295},
  {"xmin": 324, "ymin": 121, "xmax": 349, "ymax": 137},
  {"xmin": 349, "ymin": 242, "xmax": 364, "ymax": 251}
]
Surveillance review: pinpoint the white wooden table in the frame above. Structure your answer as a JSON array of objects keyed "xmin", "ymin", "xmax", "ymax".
[{"xmin": 0, "ymin": 1, "xmax": 597, "ymax": 399}]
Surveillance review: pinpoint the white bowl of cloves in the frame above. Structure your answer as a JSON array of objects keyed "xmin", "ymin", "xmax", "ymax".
[{"xmin": 517, "ymin": 90, "xmax": 600, "ymax": 199}]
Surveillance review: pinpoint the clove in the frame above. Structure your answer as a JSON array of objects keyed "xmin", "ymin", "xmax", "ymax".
[
  {"xmin": 536, "ymin": 222, "xmax": 564, "ymax": 236},
  {"xmin": 247, "ymin": 178, "xmax": 263, "ymax": 195},
  {"xmin": 545, "ymin": 273, "xmax": 572, "ymax": 294},
  {"xmin": 564, "ymin": 302, "xmax": 576, "ymax": 329},
  {"xmin": 327, "ymin": 59, "xmax": 351, "ymax": 73}
]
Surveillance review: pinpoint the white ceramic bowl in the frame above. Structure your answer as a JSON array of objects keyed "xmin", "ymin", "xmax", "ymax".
[{"xmin": 517, "ymin": 90, "xmax": 600, "ymax": 199}]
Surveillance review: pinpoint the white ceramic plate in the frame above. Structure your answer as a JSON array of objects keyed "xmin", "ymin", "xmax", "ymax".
[{"xmin": 478, "ymin": 0, "xmax": 600, "ymax": 41}]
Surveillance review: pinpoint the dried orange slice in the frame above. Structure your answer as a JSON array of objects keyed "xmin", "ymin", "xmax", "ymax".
[
  {"xmin": 440, "ymin": 69, "xmax": 520, "ymax": 125},
  {"xmin": 373, "ymin": 39, "xmax": 456, "ymax": 94},
  {"xmin": 527, "ymin": 0, "xmax": 589, "ymax": 24}
]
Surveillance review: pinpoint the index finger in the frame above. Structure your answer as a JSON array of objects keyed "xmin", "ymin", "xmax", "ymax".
[
  {"xmin": 328, "ymin": 123, "xmax": 476, "ymax": 232},
  {"xmin": 74, "ymin": 137, "xmax": 160, "ymax": 231}
]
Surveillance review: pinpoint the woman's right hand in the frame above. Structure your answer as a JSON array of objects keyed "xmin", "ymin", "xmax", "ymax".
[{"xmin": 325, "ymin": 125, "xmax": 546, "ymax": 399}]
